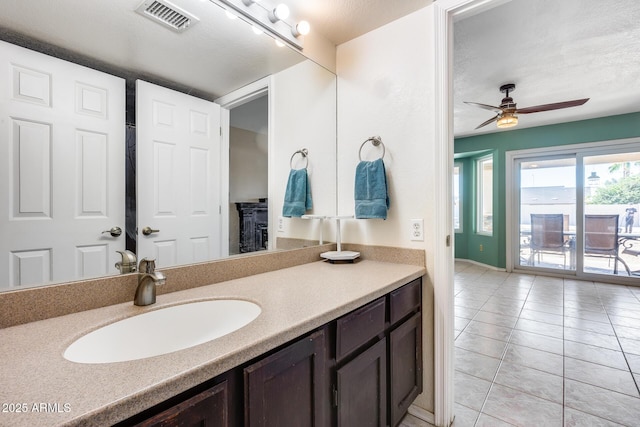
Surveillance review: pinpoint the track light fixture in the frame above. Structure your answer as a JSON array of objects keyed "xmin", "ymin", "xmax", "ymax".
[
  {"xmin": 292, "ymin": 20, "xmax": 310, "ymax": 37},
  {"xmin": 213, "ymin": 0, "xmax": 308, "ymax": 50}
]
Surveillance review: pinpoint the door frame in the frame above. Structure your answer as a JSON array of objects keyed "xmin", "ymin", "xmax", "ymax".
[
  {"xmin": 216, "ymin": 77, "xmax": 273, "ymax": 256},
  {"xmin": 432, "ymin": 1, "xmax": 510, "ymax": 425}
]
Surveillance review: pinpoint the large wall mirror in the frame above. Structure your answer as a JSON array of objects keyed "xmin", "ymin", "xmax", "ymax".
[{"xmin": 0, "ymin": 0, "xmax": 337, "ymax": 291}]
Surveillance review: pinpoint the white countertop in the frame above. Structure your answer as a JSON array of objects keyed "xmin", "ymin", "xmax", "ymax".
[{"xmin": 0, "ymin": 259, "xmax": 424, "ymax": 426}]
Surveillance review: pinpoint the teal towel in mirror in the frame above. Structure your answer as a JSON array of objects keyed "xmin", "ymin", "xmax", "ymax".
[
  {"xmin": 355, "ymin": 158, "xmax": 389, "ymax": 219},
  {"xmin": 282, "ymin": 168, "xmax": 312, "ymax": 217}
]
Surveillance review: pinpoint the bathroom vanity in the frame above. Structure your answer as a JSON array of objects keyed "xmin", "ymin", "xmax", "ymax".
[
  {"xmin": 0, "ymin": 258, "xmax": 426, "ymax": 427},
  {"xmin": 120, "ymin": 277, "xmax": 422, "ymax": 427}
]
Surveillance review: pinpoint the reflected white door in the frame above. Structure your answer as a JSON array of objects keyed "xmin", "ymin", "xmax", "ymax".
[
  {"xmin": 136, "ymin": 81, "xmax": 221, "ymax": 267},
  {"xmin": 0, "ymin": 41, "xmax": 126, "ymax": 289}
]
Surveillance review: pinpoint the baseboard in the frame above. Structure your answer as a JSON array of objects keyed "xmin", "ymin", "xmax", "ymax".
[
  {"xmin": 454, "ymin": 258, "xmax": 506, "ymax": 272},
  {"xmin": 408, "ymin": 405, "xmax": 435, "ymax": 425}
]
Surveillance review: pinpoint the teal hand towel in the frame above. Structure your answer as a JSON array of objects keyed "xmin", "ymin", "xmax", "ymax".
[
  {"xmin": 282, "ymin": 168, "xmax": 312, "ymax": 217},
  {"xmin": 355, "ymin": 158, "xmax": 389, "ymax": 219}
]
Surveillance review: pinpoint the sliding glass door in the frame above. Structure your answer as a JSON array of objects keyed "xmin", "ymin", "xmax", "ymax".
[
  {"xmin": 516, "ymin": 156, "xmax": 576, "ymax": 272},
  {"xmin": 582, "ymin": 152, "xmax": 640, "ymax": 276},
  {"xmin": 511, "ymin": 142, "xmax": 640, "ymax": 281}
]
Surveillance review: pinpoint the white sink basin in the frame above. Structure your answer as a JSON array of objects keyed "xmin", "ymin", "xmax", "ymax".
[{"xmin": 64, "ymin": 300, "xmax": 261, "ymax": 364}]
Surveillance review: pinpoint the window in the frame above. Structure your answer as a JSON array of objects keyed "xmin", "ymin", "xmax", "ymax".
[
  {"xmin": 477, "ymin": 155, "xmax": 493, "ymax": 235},
  {"xmin": 454, "ymin": 163, "xmax": 462, "ymax": 232}
]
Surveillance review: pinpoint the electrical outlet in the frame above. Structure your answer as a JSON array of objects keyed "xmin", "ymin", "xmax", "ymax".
[
  {"xmin": 277, "ymin": 216, "xmax": 285, "ymax": 232},
  {"xmin": 410, "ymin": 219, "xmax": 424, "ymax": 241},
  {"xmin": 479, "ymin": 244, "xmax": 484, "ymax": 252}
]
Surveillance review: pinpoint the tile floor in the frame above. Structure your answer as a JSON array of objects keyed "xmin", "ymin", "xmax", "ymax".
[
  {"xmin": 400, "ymin": 261, "xmax": 640, "ymax": 427},
  {"xmin": 452, "ymin": 261, "xmax": 640, "ymax": 426}
]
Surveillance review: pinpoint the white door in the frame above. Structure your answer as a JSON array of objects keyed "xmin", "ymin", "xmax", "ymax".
[
  {"xmin": 136, "ymin": 80, "xmax": 221, "ymax": 267},
  {"xmin": 0, "ymin": 41, "xmax": 125, "ymax": 289}
]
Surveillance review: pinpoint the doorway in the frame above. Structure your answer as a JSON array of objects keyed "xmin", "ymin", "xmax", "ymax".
[
  {"xmin": 217, "ymin": 77, "xmax": 272, "ymax": 258},
  {"xmin": 228, "ymin": 95, "xmax": 269, "ymax": 255}
]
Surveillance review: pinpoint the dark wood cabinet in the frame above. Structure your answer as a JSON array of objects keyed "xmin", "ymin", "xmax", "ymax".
[
  {"xmin": 336, "ymin": 338, "xmax": 387, "ymax": 427},
  {"xmin": 390, "ymin": 278, "xmax": 421, "ymax": 325},
  {"xmin": 335, "ymin": 297, "xmax": 385, "ymax": 362},
  {"xmin": 390, "ymin": 313, "xmax": 423, "ymax": 427},
  {"xmin": 133, "ymin": 381, "xmax": 230, "ymax": 427},
  {"xmin": 334, "ymin": 278, "xmax": 423, "ymax": 427},
  {"xmin": 120, "ymin": 278, "xmax": 422, "ymax": 427},
  {"xmin": 244, "ymin": 328, "xmax": 329, "ymax": 427},
  {"xmin": 236, "ymin": 201, "xmax": 268, "ymax": 253}
]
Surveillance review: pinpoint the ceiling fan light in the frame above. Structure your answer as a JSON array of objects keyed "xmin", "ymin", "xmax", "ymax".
[{"xmin": 497, "ymin": 113, "xmax": 518, "ymax": 128}]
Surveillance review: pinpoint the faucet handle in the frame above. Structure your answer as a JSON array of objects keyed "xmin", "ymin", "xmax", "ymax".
[{"xmin": 139, "ymin": 258, "xmax": 156, "ymax": 274}]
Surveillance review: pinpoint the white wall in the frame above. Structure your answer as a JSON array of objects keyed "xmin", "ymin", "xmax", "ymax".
[
  {"xmin": 229, "ymin": 127, "xmax": 268, "ymax": 202},
  {"xmin": 336, "ymin": 6, "xmax": 436, "ymax": 413},
  {"xmin": 271, "ymin": 59, "xmax": 338, "ymax": 243},
  {"xmin": 336, "ymin": 8, "xmax": 435, "ymax": 249},
  {"xmin": 302, "ymin": 31, "xmax": 337, "ymax": 73}
]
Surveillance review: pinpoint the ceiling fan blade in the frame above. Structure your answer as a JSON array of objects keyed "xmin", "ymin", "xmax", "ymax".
[
  {"xmin": 464, "ymin": 101, "xmax": 503, "ymax": 113},
  {"xmin": 475, "ymin": 115, "xmax": 499, "ymax": 129},
  {"xmin": 515, "ymin": 98, "xmax": 589, "ymax": 114}
]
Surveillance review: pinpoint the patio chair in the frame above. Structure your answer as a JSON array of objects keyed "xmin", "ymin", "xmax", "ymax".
[
  {"xmin": 584, "ymin": 214, "xmax": 631, "ymax": 275},
  {"xmin": 529, "ymin": 214, "xmax": 569, "ymax": 268}
]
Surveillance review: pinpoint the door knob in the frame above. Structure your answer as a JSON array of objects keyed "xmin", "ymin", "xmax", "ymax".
[
  {"xmin": 142, "ymin": 226, "xmax": 160, "ymax": 236},
  {"xmin": 102, "ymin": 226, "xmax": 122, "ymax": 237}
]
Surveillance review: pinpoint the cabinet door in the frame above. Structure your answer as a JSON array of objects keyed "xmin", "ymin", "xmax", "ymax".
[
  {"xmin": 244, "ymin": 329, "xmax": 328, "ymax": 427},
  {"xmin": 389, "ymin": 313, "xmax": 423, "ymax": 427},
  {"xmin": 134, "ymin": 381, "xmax": 229, "ymax": 427},
  {"xmin": 336, "ymin": 338, "xmax": 387, "ymax": 427}
]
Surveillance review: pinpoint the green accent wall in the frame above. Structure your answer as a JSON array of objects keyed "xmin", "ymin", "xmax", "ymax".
[{"xmin": 454, "ymin": 112, "xmax": 640, "ymax": 268}]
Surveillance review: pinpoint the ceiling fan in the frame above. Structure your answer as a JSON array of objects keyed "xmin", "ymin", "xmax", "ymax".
[{"xmin": 465, "ymin": 83, "xmax": 589, "ymax": 130}]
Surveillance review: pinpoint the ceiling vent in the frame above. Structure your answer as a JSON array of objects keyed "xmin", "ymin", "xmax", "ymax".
[{"xmin": 136, "ymin": 0, "xmax": 199, "ymax": 33}]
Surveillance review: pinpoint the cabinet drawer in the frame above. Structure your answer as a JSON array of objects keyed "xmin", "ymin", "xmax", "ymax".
[
  {"xmin": 336, "ymin": 297, "xmax": 386, "ymax": 362},
  {"xmin": 390, "ymin": 278, "xmax": 421, "ymax": 326}
]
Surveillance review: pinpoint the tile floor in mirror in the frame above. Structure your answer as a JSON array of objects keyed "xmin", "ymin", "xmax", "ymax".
[{"xmin": 400, "ymin": 261, "xmax": 640, "ymax": 427}]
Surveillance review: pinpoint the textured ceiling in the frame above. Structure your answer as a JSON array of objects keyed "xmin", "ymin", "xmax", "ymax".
[
  {"xmin": 0, "ymin": 0, "xmax": 306, "ymax": 99},
  {"xmin": 454, "ymin": 0, "xmax": 640, "ymax": 137},
  {"xmin": 287, "ymin": 0, "xmax": 433, "ymax": 45},
  {"xmin": 0, "ymin": 0, "xmax": 433, "ymax": 100},
  {"xmin": 2, "ymin": 0, "xmax": 636, "ymax": 137}
]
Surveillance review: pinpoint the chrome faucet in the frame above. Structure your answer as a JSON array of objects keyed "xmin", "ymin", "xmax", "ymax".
[
  {"xmin": 115, "ymin": 250, "xmax": 137, "ymax": 274},
  {"xmin": 134, "ymin": 258, "xmax": 166, "ymax": 306}
]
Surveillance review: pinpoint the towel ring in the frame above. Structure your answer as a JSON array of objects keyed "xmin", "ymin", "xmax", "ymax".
[
  {"xmin": 290, "ymin": 148, "xmax": 309, "ymax": 169},
  {"xmin": 358, "ymin": 136, "xmax": 385, "ymax": 161}
]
